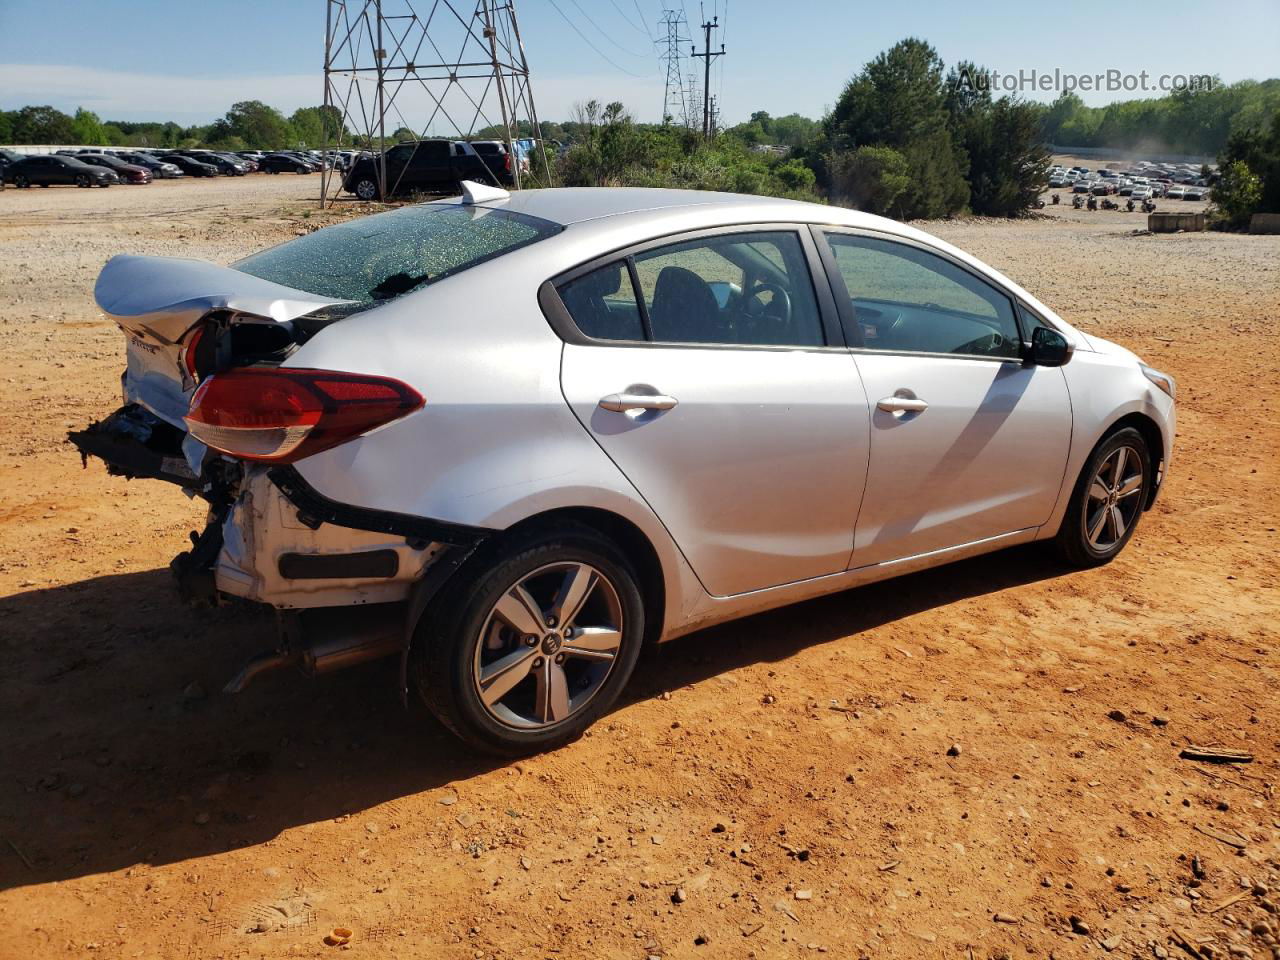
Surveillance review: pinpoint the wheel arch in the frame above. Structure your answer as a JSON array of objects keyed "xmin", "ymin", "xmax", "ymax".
[
  {"xmin": 470, "ymin": 506, "xmax": 667, "ymax": 647},
  {"xmin": 1102, "ymin": 411, "xmax": 1165, "ymax": 509}
]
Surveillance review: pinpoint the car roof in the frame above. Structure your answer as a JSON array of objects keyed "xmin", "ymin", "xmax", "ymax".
[{"xmin": 476, "ymin": 186, "xmax": 843, "ymax": 228}]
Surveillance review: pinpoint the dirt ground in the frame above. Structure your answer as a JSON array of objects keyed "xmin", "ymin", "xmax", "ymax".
[{"xmin": 0, "ymin": 172, "xmax": 1276, "ymax": 960}]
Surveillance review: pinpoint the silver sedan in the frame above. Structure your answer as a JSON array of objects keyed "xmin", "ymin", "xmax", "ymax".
[{"xmin": 78, "ymin": 184, "xmax": 1176, "ymax": 755}]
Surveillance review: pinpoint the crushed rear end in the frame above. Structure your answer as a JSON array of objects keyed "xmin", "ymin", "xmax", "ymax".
[{"xmin": 70, "ymin": 254, "xmax": 448, "ymax": 690}]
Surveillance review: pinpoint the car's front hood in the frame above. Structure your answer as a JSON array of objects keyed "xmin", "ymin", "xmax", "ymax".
[
  {"xmin": 1080, "ymin": 332, "xmax": 1142, "ymax": 364},
  {"xmin": 95, "ymin": 254, "xmax": 350, "ymax": 344}
]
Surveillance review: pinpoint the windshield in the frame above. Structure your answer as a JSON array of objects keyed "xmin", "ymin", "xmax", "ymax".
[{"xmin": 233, "ymin": 204, "xmax": 561, "ymax": 317}]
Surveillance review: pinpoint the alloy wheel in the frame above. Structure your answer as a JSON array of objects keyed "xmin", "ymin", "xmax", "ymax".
[
  {"xmin": 1083, "ymin": 445, "xmax": 1144, "ymax": 551},
  {"xmin": 355, "ymin": 179, "xmax": 377, "ymax": 200},
  {"xmin": 472, "ymin": 561, "xmax": 624, "ymax": 730}
]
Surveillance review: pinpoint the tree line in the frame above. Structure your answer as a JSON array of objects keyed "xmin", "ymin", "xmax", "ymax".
[
  {"xmin": 3, "ymin": 40, "xmax": 1275, "ymax": 222},
  {"xmin": 1040, "ymin": 80, "xmax": 1280, "ymax": 157},
  {"xmin": 0, "ymin": 101, "xmax": 346, "ymax": 152}
]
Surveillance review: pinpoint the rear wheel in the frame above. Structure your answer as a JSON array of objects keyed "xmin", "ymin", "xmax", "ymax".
[
  {"xmin": 1053, "ymin": 427, "xmax": 1150, "ymax": 567},
  {"xmin": 414, "ymin": 525, "xmax": 645, "ymax": 756}
]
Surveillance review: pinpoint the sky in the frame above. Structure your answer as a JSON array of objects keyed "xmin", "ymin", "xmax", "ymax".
[{"xmin": 1, "ymin": 0, "xmax": 1277, "ymax": 129}]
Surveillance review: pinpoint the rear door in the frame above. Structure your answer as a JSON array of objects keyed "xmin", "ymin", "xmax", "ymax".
[
  {"xmin": 407, "ymin": 141, "xmax": 451, "ymax": 190},
  {"xmin": 553, "ymin": 225, "xmax": 870, "ymax": 598},
  {"xmin": 816, "ymin": 228, "xmax": 1072, "ymax": 567}
]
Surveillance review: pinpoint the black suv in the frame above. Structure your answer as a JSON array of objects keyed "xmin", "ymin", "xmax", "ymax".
[{"xmin": 343, "ymin": 140, "xmax": 496, "ymax": 200}]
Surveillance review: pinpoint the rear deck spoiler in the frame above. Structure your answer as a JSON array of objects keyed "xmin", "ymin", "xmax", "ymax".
[{"xmin": 95, "ymin": 254, "xmax": 351, "ymax": 344}]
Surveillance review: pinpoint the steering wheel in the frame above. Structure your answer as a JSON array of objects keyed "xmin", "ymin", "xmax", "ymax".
[{"xmin": 745, "ymin": 282, "xmax": 792, "ymax": 325}]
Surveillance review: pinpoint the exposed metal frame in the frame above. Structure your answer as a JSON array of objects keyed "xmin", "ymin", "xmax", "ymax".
[{"xmin": 321, "ymin": 0, "xmax": 552, "ymax": 207}]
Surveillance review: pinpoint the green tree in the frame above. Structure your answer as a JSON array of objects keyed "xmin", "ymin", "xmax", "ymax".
[
  {"xmin": 825, "ymin": 38, "xmax": 969, "ymax": 218},
  {"xmin": 1211, "ymin": 161, "xmax": 1263, "ymax": 226},
  {"xmin": 289, "ymin": 107, "xmax": 326, "ymax": 147},
  {"xmin": 0, "ymin": 111, "xmax": 13, "ymax": 144},
  {"xmin": 221, "ymin": 100, "xmax": 290, "ymax": 149},
  {"xmin": 70, "ymin": 107, "xmax": 106, "ymax": 144},
  {"xmin": 828, "ymin": 145, "xmax": 912, "ymax": 216},
  {"xmin": 1219, "ymin": 111, "xmax": 1280, "ymax": 216},
  {"xmin": 10, "ymin": 105, "xmax": 75, "ymax": 144}
]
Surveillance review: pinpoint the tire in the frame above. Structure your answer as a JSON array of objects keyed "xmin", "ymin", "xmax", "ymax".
[
  {"xmin": 15, "ymin": 175, "xmax": 29, "ymax": 188},
  {"xmin": 353, "ymin": 177, "xmax": 379, "ymax": 201},
  {"xmin": 414, "ymin": 524, "xmax": 646, "ymax": 756},
  {"xmin": 1053, "ymin": 426, "xmax": 1151, "ymax": 568},
  {"xmin": 295, "ymin": 166, "xmax": 307, "ymax": 174},
  {"xmin": 76, "ymin": 174, "xmax": 91, "ymax": 188}
]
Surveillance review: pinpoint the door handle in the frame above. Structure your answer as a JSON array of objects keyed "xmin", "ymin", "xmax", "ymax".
[
  {"xmin": 877, "ymin": 396, "xmax": 929, "ymax": 413},
  {"xmin": 599, "ymin": 392, "xmax": 679, "ymax": 413}
]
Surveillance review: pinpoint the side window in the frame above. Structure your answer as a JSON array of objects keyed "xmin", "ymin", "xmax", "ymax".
[
  {"xmin": 414, "ymin": 141, "xmax": 449, "ymax": 165},
  {"xmin": 630, "ymin": 231, "xmax": 824, "ymax": 347},
  {"xmin": 558, "ymin": 263, "xmax": 645, "ymax": 342},
  {"xmin": 1018, "ymin": 303, "xmax": 1054, "ymax": 341},
  {"xmin": 385, "ymin": 144, "xmax": 414, "ymax": 163},
  {"xmin": 824, "ymin": 233, "xmax": 1020, "ymax": 359}
]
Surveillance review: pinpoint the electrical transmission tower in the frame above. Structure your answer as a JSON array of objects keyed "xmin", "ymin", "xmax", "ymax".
[
  {"xmin": 690, "ymin": 16, "xmax": 725, "ymax": 139},
  {"xmin": 321, "ymin": 0, "xmax": 550, "ymax": 206},
  {"xmin": 656, "ymin": 8, "xmax": 690, "ymax": 127}
]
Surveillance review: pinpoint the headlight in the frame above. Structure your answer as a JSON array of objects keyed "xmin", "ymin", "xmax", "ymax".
[{"xmin": 1140, "ymin": 364, "xmax": 1176, "ymax": 399}]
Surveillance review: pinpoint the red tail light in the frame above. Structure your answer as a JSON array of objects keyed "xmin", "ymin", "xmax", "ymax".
[
  {"xmin": 184, "ymin": 367, "xmax": 423, "ymax": 463},
  {"xmin": 182, "ymin": 325, "xmax": 205, "ymax": 381},
  {"xmin": 504, "ymin": 152, "xmax": 511, "ymax": 172}
]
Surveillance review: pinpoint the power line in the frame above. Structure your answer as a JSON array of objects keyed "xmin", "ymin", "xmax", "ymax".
[
  {"xmin": 606, "ymin": 0, "xmax": 650, "ymax": 37},
  {"xmin": 632, "ymin": 0, "xmax": 657, "ymax": 42},
  {"xmin": 565, "ymin": 0, "xmax": 653, "ymax": 60},
  {"xmin": 544, "ymin": 0, "xmax": 655, "ymax": 77}
]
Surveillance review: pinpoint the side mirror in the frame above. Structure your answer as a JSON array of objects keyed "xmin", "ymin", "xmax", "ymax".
[{"xmin": 1026, "ymin": 326, "xmax": 1073, "ymax": 367}]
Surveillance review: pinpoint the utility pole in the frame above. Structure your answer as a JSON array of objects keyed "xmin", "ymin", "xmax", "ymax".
[
  {"xmin": 656, "ymin": 9, "xmax": 690, "ymax": 127},
  {"xmin": 690, "ymin": 16, "xmax": 724, "ymax": 139}
]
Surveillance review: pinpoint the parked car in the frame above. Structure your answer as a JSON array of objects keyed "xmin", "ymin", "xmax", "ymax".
[
  {"xmin": 116, "ymin": 152, "xmax": 185, "ymax": 178},
  {"xmin": 0, "ymin": 148, "xmax": 25, "ymax": 184},
  {"xmin": 72, "ymin": 184, "xmax": 1176, "ymax": 755},
  {"xmin": 1072, "ymin": 181, "xmax": 1092, "ymax": 193},
  {"xmin": 1183, "ymin": 186, "xmax": 1206, "ymax": 200},
  {"xmin": 278, "ymin": 151, "xmax": 321, "ymax": 171},
  {"xmin": 467, "ymin": 140, "xmax": 521, "ymax": 185},
  {"xmin": 76, "ymin": 154, "xmax": 153, "ymax": 185},
  {"xmin": 4, "ymin": 154, "xmax": 118, "ymax": 188},
  {"xmin": 259, "ymin": 153, "xmax": 315, "ymax": 174},
  {"xmin": 1090, "ymin": 182, "xmax": 1114, "ymax": 196},
  {"xmin": 342, "ymin": 139, "xmax": 494, "ymax": 199},
  {"xmin": 158, "ymin": 154, "xmax": 219, "ymax": 178},
  {"xmin": 185, "ymin": 152, "xmax": 248, "ymax": 176}
]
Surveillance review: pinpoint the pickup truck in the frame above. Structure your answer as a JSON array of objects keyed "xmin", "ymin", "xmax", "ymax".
[{"xmin": 343, "ymin": 140, "xmax": 497, "ymax": 200}]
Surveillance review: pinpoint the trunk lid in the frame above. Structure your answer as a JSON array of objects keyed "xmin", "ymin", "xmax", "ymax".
[{"xmin": 95, "ymin": 253, "xmax": 351, "ymax": 430}]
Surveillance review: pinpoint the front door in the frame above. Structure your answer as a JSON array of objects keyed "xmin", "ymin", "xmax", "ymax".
[
  {"xmin": 818, "ymin": 229, "xmax": 1072, "ymax": 567},
  {"xmin": 556, "ymin": 227, "xmax": 869, "ymax": 597}
]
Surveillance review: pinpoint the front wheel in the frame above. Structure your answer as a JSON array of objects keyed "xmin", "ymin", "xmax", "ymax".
[
  {"xmin": 15, "ymin": 175, "xmax": 30, "ymax": 188},
  {"xmin": 1053, "ymin": 426, "xmax": 1150, "ymax": 568},
  {"xmin": 353, "ymin": 177, "xmax": 379, "ymax": 201},
  {"xmin": 414, "ymin": 526, "xmax": 645, "ymax": 756},
  {"xmin": 76, "ymin": 174, "xmax": 91, "ymax": 188}
]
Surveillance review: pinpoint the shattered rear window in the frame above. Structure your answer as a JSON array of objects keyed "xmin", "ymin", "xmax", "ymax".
[{"xmin": 233, "ymin": 204, "xmax": 560, "ymax": 317}]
